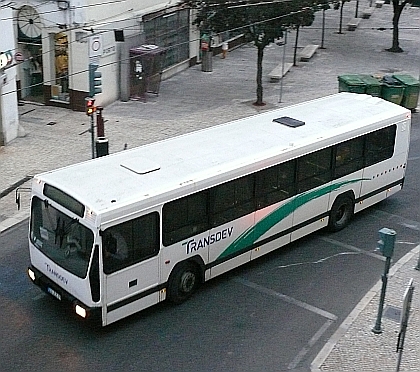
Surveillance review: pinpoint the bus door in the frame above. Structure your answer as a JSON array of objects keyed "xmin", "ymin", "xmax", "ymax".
[{"xmin": 101, "ymin": 212, "xmax": 161, "ymax": 325}]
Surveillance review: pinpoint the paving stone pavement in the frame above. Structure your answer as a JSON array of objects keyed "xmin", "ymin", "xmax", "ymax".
[{"xmin": 1, "ymin": 2, "xmax": 420, "ymax": 371}]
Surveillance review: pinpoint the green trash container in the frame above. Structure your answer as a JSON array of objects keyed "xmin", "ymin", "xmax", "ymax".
[
  {"xmin": 359, "ymin": 75, "xmax": 382, "ymax": 97},
  {"xmin": 380, "ymin": 76, "xmax": 404, "ymax": 105},
  {"xmin": 338, "ymin": 75, "xmax": 366, "ymax": 94},
  {"xmin": 392, "ymin": 74, "xmax": 420, "ymax": 110}
]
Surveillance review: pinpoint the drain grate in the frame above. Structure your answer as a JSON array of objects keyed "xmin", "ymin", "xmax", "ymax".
[{"xmin": 383, "ymin": 305, "xmax": 401, "ymax": 322}]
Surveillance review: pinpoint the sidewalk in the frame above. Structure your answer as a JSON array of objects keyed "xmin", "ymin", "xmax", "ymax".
[
  {"xmin": 1, "ymin": 2, "xmax": 420, "ymax": 370},
  {"xmin": 312, "ymin": 246, "xmax": 420, "ymax": 372}
]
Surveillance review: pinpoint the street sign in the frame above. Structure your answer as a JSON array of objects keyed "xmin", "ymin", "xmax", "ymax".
[
  {"xmin": 14, "ymin": 52, "xmax": 24, "ymax": 63},
  {"xmin": 89, "ymin": 35, "xmax": 103, "ymax": 58},
  {"xmin": 400, "ymin": 278, "xmax": 414, "ymax": 332},
  {"xmin": 0, "ymin": 51, "xmax": 13, "ymax": 69}
]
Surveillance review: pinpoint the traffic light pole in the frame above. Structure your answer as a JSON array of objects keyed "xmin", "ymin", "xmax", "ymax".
[
  {"xmin": 90, "ymin": 114, "xmax": 95, "ymax": 159},
  {"xmin": 87, "ymin": 62, "xmax": 102, "ymax": 159}
]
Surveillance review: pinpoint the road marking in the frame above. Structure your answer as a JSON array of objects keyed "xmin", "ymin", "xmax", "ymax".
[
  {"xmin": 311, "ymin": 244, "xmax": 420, "ymax": 372},
  {"xmin": 233, "ymin": 277, "xmax": 337, "ymax": 321},
  {"xmin": 32, "ymin": 293, "xmax": 45, "ymax": 301},
  {"xmin": 288, "ymin": 319, "xmax": 334, "ymax": 370},
  {"xmin": 319, "ymin": 237, "xmax": 386, "ymax": 261},
  {"xmin": 371, "ymin": 209, "xmax": 420, "ymax": 231},
  {"xmin": 234, "ymin": 277, "xmax": 337, "ymax": 371}
]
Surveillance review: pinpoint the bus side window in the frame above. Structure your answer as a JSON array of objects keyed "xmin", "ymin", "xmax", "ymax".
[
  {"xmin": 132, "ymin": 212, "xmax": 160, "ymax": 261},
  {"xmin": 365, "ymin": 125, "xmax": 396, "ymax": 166},
  {"xmin": 103, "ymin": 228, "xmax": 129, "ymax": 274},
  {"xmin": 297, "ymin": 148, "xmax": 332, "ymax": 193},
  {"xmin": 211, "ymin": 175, "xmax": 255, "ymax": 227},
  {"xmin": 334, "ymin": 137, "xmax": 364, "ymax": 178},
  {"xmin": 256, "ymin": 160, "xmax": 296, "ymax": 209},
  {"xmin": 103, "ymin": 212, "xmax": 160, "ymax": 274}
]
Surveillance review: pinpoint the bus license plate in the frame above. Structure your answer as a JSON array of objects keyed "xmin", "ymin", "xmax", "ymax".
[{"xmin": 47, "ymin": 287, "xmax": 62, "ymax": 301}]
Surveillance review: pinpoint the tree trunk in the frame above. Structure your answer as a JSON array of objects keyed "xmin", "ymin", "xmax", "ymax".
[
  {"xmin": 255, "ymin": 45, "xmax": 265, "ymax": 106},
  {"xmin": 387, "ymin": 1, "xmax": 405, "ymax": 53},
  {"xmin": 338, "ymin": 2, "xmax": 344, "ymax": 34}
]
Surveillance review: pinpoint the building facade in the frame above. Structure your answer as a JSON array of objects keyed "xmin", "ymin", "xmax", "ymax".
[{"xmin": 5, "ymin": 0, "xmax": 199, "ymax": 115}]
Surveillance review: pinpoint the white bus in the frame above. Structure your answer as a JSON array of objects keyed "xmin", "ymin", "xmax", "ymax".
[{"xmin": 27, "ymin": 93, "xmax": 411, "ymax": 326}]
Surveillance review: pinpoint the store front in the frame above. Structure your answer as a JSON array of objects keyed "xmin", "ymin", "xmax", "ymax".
[
  {"xmin": 15, "ymin": 5, "xmax": 71, "ymax": 108},
  {"xmin": 51, "ymin": 32, "xmax": 69, "ymax": 103},
  {"xmin": 16, "ymin": 5, "xmax": 44, "ymax": 103}
]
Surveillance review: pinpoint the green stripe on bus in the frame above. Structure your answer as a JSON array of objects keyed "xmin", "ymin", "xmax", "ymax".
[{"xmin": 218, "ymin": 179, "xmax": 363, "ymax": 259}]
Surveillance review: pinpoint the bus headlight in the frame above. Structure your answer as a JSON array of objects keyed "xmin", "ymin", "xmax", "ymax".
[
  {"xmin": 28, "ymin": 268, "xmax": 36, "ymax": 281},
  {"xmin": 75, "ymin": 304, "xmax": 87, "ymax": 318}
]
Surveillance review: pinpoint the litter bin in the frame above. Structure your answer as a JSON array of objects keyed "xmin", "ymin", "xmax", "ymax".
[
  {"xmin": 380, "ymin": 76, "xmax": 404, "ymax": 105},
  {"xmin": 392, "ymin": 74, "xmax": 420, "ymax": 110},
  {"xmin": 338, "ymin": 75, "xmax": 365, "ymax": 93},
  {"xmin": 96, "ymin": 137, "xmax": 109, "ymax": 157},
  {"xmin": 202, "ymin": 50, "xmax": 213, "ymax": 72},
  {"xmin": 359, "ymin": 75, "xmax": 382, "ymax": 97}
]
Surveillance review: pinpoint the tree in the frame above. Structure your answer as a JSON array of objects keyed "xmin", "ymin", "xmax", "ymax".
[
  {"xmin": 387, "ymin": 0, "xmax": 412, "ymax": 53},
  {"xmin": 185, "ymin": 0, "xmax": 323, "ymax": 106},
  {"xmin": 333, "ymin": 0, "xmax": 351, "ymax": 34}
]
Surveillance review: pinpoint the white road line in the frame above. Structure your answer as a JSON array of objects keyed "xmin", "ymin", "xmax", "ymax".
[
  {"xmin": 371, "ymin": 209, "xmax": 420, "ymax": 231},
  {"xmin": 319, "ymin": 236, "xmax": 386, "ymax": 261},
  {"xmin": 233, "ymin": 277, "xmax": 337, "ymax": 321},
  {"xmin": 288, "ymin": 319, "xmax": 334, "ymax": 370}
]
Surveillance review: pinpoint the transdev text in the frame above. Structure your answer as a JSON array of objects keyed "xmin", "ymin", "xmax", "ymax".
[{"xmin": 184, "ymin": 227, "xmax": 234, "ymax": 254}]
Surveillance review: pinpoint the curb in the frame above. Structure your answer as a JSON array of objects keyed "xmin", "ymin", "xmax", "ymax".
[{"xmin": 0, "ymin": 210, "xmax": 29, "ymax": 234}]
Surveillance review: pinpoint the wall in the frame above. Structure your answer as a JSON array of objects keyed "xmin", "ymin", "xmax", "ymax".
[{"xmin": 0, "ymin": 6, "xmax": 19, "ymax": 144}]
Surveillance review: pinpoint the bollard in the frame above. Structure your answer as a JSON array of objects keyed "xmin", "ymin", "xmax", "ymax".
[{"xmin": 96, "ymin": 106, "xmax": 104, "ymax": 137}]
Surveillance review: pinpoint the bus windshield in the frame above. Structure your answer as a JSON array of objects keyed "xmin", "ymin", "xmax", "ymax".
[{"xmin": 30, "ymin": 196, "xmax": 94, "ymax": 278}]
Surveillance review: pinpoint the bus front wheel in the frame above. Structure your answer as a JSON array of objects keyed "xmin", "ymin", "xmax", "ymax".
[
  {"xmin": 328, "ymin": 195, "xmax": 354, "ymax": 232},
  {"xmin": 167, "ymin": 262, "xmax": 200, "ymax": 304}
]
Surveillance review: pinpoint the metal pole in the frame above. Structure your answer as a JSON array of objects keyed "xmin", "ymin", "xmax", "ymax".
[
  {"xmin": 372, "ymin": 256, "xmax": 392, "ymax": 334},
  {"xmin": 396, "ymin": 332, "xmax": 406, "ymax": 372},
  {"xmin": 415, "ymin": 249, "xmax": 420, "ymax": 270},
  {"xmin": 279, "ymin": 31, "xmax": 287, "ymax": 103},
  {"xmin": 396, "ymin": 280, "xmax": 414, "ymax": 372},
  {"xmin": 90, "ymin": 115, "xmax": 95, "ymax": 159},
  {"xmin": 0, "ymin": 72, "xmax": 3, "ymax": 146},
  {"xmin": 321, "ymin": 9, "xmax": 326, "ymax": 49}
]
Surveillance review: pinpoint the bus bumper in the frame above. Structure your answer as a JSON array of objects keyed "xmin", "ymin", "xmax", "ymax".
[{"xmin": 27, "ymin": 265, "xmax": 102, "ymax": 326}]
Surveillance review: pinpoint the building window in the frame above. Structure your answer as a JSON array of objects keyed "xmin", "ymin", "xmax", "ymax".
[{"xmin": 144, "ymin": 9, "xmax": 189, "ymax": 69}]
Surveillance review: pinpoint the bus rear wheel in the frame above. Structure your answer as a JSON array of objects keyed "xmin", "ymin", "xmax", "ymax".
[
  {"xmin": 167, "ymin": 262, "xmax": 200, "ymax": 304},
  {"xmin": 328, "ymin": 195, "xmax": 354, "ymax": 232}
]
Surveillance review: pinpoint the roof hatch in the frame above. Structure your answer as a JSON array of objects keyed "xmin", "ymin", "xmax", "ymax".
[{"xmin": 273, "ymin": 116, "xmax": 305, "ymax": 128}]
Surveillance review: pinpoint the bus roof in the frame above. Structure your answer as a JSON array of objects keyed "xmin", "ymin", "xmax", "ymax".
[{"xmin": 35, "ymin": 93, "xmax": 410, "ymax": 220}]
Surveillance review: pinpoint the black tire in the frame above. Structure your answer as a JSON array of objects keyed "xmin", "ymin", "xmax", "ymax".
[
  {"xmin": 328, "ymin": 195, "xmax": 354, "ymax": 232},
  {"xmin": 167, "ymin": 262, "xmax": 200, "ymax": 304}
]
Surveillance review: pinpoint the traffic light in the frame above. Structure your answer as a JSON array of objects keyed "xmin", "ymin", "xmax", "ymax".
[
  {"xmin": 89, "ymin": 64, "xmax": 102, "ymax": 96},
  {"xmin": 85, "ymin": 97, "xmax": 95, "ymax": 116},
  {"xmin": 377, "ymin": 227, "xmax": 396, "ymax": 258}
]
